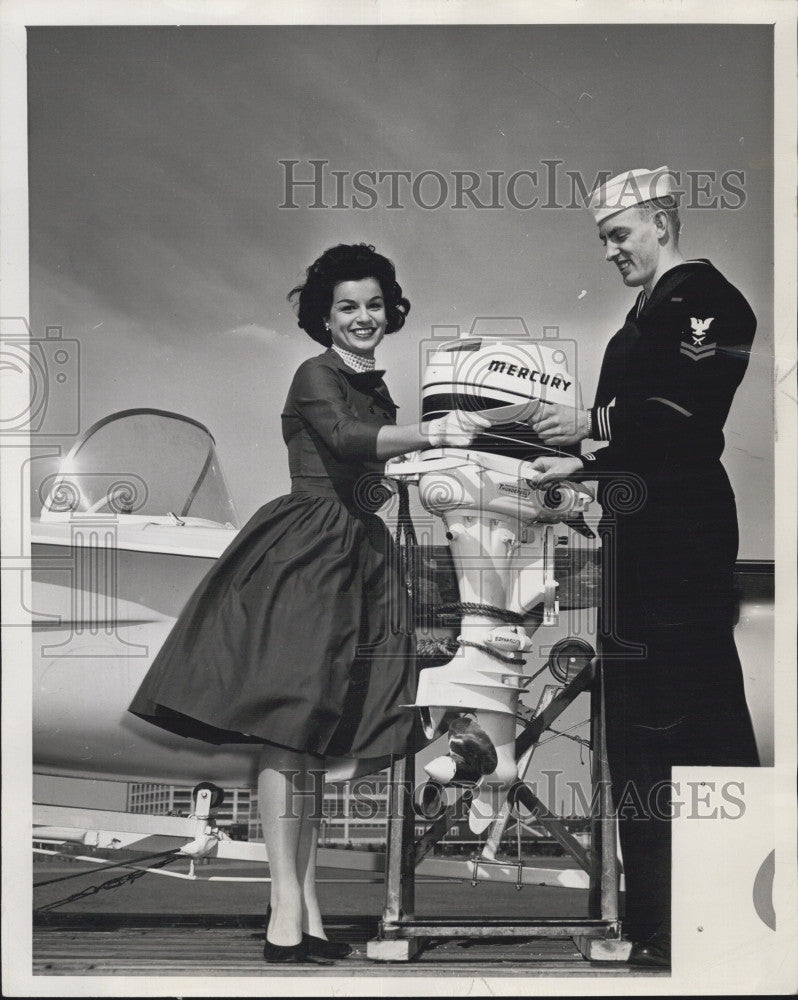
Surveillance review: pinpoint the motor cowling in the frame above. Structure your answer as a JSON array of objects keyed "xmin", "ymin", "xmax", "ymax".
[{"xmin": 421, "ymin": 336, "xmax": 581, "ymax": 460}]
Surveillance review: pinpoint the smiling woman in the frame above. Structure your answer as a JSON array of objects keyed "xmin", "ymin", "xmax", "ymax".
[
  {"xmin": 127, "ymin": 242, "xmax": 493, "ymax": 963},
  {"xmin": 287, "ymin": 243, "xmax": 410, "ymax": 350},
  {"xmin": 327, "ymin": 278, "xmax": 388, "ymax": 356}
]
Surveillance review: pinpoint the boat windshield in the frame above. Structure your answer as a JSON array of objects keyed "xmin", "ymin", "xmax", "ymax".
[{"xmin": 40, "ymin": 409, "xmax": 240, "ymax": 527}]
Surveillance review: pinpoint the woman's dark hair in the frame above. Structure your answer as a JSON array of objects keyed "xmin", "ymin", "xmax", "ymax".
[{"xmin": 288, "ymin": 243, "xmax": 411, "ymax": 346}]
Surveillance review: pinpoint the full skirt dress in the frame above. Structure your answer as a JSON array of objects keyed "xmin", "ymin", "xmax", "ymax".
[
  {"xmin": 129, "ymin": 350, "xmax": 424, "ymax": 761},
  {"xmin": 129, "ymin": 494, "xmax": 418, "ymax": 757}
]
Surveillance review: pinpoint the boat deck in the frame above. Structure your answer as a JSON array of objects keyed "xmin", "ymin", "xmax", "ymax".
[
  {"xmin": 32, "ymin": 855, "xmax": 668, "ymax": 979},
  {"xmin": 33, "ymin": 913, "xmax": 666, "ymax": 978}
]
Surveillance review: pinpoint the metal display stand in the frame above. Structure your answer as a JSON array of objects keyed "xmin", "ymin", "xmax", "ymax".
[{"xmin": 367, "ymin": 660, "xmax": 631, "ymax": 963}]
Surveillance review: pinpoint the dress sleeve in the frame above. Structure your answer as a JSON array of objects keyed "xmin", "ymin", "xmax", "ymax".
[
  {"xmin": 583, "ymin": 291, "xmax": 756, "ymax": 476},
  {"xmin": 288, "ymin": 362, "xmax": 381, "ymax": 461}
]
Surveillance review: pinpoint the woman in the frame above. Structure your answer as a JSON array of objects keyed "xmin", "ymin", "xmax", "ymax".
[{"xmin": 129, "ymin": 243, "xmax": 485, "ymax": 962}]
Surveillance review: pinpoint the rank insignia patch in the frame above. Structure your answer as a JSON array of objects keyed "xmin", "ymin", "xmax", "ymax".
[
  {"xmin": 681, "ymin": 317, "xmax": 717, "ymax": 360},
  {"xmin": 689, "ymin": 316, "xmax": 714, "ymax": 345},
  {"xmin": 680, "ymin": 341, "xmax": 717, "ymax": 360}
]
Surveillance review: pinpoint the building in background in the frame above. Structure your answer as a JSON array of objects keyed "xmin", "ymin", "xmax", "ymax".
[
  {"xmin": 127, "ymin": 775, "xmax": 394, "ymax": 847},
  {"xmin": 128, "ymin": 772, "xmax": 591, "ymax": 856},
  {"xmin": 127, "ymin": 783, "xmax": 252, "ymax": 838}
]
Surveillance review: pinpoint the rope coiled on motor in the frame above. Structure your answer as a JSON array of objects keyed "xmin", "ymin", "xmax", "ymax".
[{"xmin": 432, "ymin": 602, "xmax": 526, "ymax": 625}]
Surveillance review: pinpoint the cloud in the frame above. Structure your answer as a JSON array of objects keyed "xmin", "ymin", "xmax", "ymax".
[{"xmin": 223, "ymin": 323, "xmax": 286, "ymax": 343}]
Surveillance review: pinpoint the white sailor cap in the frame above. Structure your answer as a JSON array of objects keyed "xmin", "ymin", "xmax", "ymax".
[{"xmin": 587, "ymin": 166, "xmax": 673, "ymax": 225}]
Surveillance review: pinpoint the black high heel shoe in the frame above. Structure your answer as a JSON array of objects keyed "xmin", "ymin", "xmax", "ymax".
[
  {"xmin": 262, "ymin": 937, "xmax": 309, "ymax": 963},
  {"xmin": 303, "ymin": 934, "xmax": 352, "ymax": 959},
  {"xmin": 263, "ymin": 904, "xmax": 308, "ymax": 963},
  {"xmin": 265, "ymin": 904, "xmax": 351, "ymax": 960}
]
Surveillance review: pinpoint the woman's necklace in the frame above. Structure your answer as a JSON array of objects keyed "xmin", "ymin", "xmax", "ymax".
[{"xmin": 331, "ymin": 343, "xmax": 376, "ymax": 373}]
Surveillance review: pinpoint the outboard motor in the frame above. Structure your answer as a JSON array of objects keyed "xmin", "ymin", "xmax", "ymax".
[{"xmin": 388, "ymin": 332, "xmax": 593, "ymax": 833}]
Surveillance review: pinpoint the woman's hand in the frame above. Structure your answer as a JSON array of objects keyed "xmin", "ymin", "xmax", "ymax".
[
  {"xmin": 527, "ymin": 454, "xmax": 585, "ymax": 485},
  {"xmin": 375, "ymin": 409, "xmax": 488, "ymax": 461},
  {"xmin": 425, "ymin": 410, "xmax": 491, "ymax": 448}
]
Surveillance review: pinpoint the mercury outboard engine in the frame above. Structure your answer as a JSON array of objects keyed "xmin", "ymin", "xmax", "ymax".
[{"xmin": 388, "ymin": 331, "xmax": 593, "ymax": 833}]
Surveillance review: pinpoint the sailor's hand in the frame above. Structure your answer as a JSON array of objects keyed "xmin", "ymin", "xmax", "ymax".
[
  {"xmin": 424, "ymin": 410, "xmax": 491, "ymax": 448},
  {"xmin": 530, "ymin": 402, "xmax": 590, "ymax": 445},
  {"xmin": 527, "ymin": 455, "xmax": 585, "ymax": 485},
  {"xmin": 385, "ymin": 452, "xmax": 420, "ymax": 469}
]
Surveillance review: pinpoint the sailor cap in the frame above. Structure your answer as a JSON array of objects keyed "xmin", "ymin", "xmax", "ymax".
[{"xmin": 588, "ymin": 166, "xmax": 673, "ymax": 225}]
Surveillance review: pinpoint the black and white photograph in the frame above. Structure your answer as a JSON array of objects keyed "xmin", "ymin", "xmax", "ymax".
[{"xmin": 1, "ymin": 0, "xmax": 796, "ymax": 995}]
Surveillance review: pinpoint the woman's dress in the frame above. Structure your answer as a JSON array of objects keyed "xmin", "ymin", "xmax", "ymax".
[{"xmin": 128, "ymin": 348, "xmax": 423, "ymax": 759}]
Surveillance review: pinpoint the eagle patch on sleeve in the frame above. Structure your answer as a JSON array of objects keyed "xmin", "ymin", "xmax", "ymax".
[{"xmin": 680, "ymin": 316, "xmax": 716, "ymax": 360}]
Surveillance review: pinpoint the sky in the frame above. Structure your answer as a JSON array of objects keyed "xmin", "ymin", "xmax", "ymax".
[{"xmin": 26, "ymin": 23, "xmax": 775, "ymax": 556}]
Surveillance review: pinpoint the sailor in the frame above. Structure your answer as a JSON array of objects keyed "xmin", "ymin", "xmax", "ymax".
[{"xmin": 527, "ymin": 165, "xmax": 760, "ymax": 967}]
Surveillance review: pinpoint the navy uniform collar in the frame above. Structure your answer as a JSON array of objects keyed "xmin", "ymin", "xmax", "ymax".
[{"xmin": 638, "ymin": 259, "xmax": 714, "ymax": 317}]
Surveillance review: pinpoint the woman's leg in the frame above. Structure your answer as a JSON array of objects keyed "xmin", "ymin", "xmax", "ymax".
[
  {"xmin": 296, "ymin": 755, "xmax": 326, "ymax": 938},
  {"xmin": 258, "ymin": 744, "xmax": 306, "ymax": 946}
]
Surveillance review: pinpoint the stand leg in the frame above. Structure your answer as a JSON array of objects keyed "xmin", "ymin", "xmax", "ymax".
[
  {"xmin": 573, "ymin": 936, "xmax": 633, "ymax": 962},
  {"xmin": 588, "ymin": 669, "xmax": 603, "ymax": 918},
  {"xmin": 595, "ymin": 663, "xmax": 620, "ymax": 925},
  {"xmin": 578, "ymin": 662, "xmax": 629, "ymax": 961},
  {"xmin": 367, "ymin": 755, "xmax": 422, "ymax": 961}
]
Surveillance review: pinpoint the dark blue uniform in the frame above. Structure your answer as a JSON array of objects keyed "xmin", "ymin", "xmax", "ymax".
[{"xmin": 582, "ymin": 260, "xmax": 760, "ymax": 943}]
